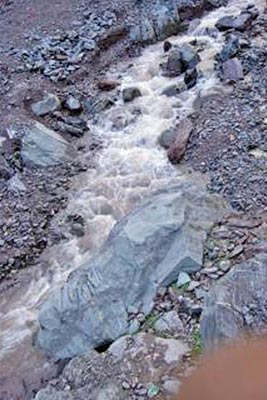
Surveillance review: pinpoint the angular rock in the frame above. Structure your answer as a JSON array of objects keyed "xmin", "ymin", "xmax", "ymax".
[
  {"xmin": 223, "ymin": 58, "xmax": 244, "ymax": 83},
  {"xmin": 180, "ymin": 44, "xmax": 200, "ymax": 70},
  {"xmin": 165, "ymin": 45, "xmax": 200, "ymax": 77},
  {"xmin": 201, "ymin": 254, "xmax": 267, "ymax": 349},
  {"xmin": 167, "ymin": 118, "xmax": 193, "ymax": 163},
  {"xmin": 122, "ymin": 87, "xmax": 142, "ymax": 103},
  {"xmin": 165, "ymin": 50, "xmax": 184, "ymax": 77},
  {"xmin": 38, "ymin": 181, "xmax": 225, "ymax": 359},
  {"xmin": 64, "ymin": 96, "xmax": 82, "ymax": 112},
  {"xmin": 36, "ymin": 333, "xmax": 188, "ymax": 400},
  {"xmin": 184, "ymin": 67, "xmax": 198, "ymax": 89},
  {"xmin": 31, "ymin": 93, "xmax": 61, "ymax": 116},
  {"xmin": 215, "ymin": 15, "xmax": 236, "ymax": 31},
  {"xmin": 154, "ymin": 311, "xmax": 184, "ymax": 336},
  {"xmin": 8, "ymin": 121, "xmax": 75, "ymax": 167},
  {"xmin": 218, "ymin": 36, "xmax": 239, "ymax": 62},
  {"xmin": 130, "ymin": 2, "xmax": 180, "ymax": 44}
]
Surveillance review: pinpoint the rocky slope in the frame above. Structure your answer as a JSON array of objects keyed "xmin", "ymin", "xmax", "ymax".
[{"xmin": 1, "ymin": 0, "xmax": 267, "ymax": 399}]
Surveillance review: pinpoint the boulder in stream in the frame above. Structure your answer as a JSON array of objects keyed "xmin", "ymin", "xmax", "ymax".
[
  {"xmin": 38, "ymin": 181, "xmax": 225, "ymax": 359},
  {"xmin": 31, "ymin": 93, "xmax": 61, "ymax": 116},
  {"xmin": 167, "ymin": 117, "xmax": 193, "ymax": 163}
]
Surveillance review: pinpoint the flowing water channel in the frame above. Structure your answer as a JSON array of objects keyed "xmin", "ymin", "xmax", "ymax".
[{"xmin": 0, "ymin": 0, "xmax": 265, "ymax": 397}]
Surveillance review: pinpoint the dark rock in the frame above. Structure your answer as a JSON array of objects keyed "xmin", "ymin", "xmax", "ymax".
[
  {"xmin": 164, "ymin": 40, "xmax": 172, "ymax": 52},
  {"xmin": 158, "ymin": 128, "xmax": 177, "ymax": 149},
  {"xmin": 31, "ymin": 94, "xmax": 61, "ymax": 116},
  {"xmin": 184, "ymin": 67, "xmax": 198, "ymax": 89},
  {"xmin": 218, "ymin": 36, "xmax": 239, "ymax": 62},
  {"xmin": 165, "ymin": 45, "xmax": 200, "ymax": 77},
  {"xmin": 122, "ymin": 87, "xmax": 142, "ymax": 103},
  {"xmin": 216, "ymin": 10, "xmax": 257, "ymax": 32},
  {"xmin": 38, "ymin": 182, "xmax": 224, "ymax": 359},
  {"xmin": 201, "ymin": 254, "xmax": 267, "ymax": 349},
  {"xmin": 167, "ymin": 118, "xmax": 194, "ymax": 163},
  {"xmin": 59, "ymin": 116, "xmax": 88, "ymax": 138},
  {"xmin": 0, "ymin": 156, "xmax": 12, "ymax": 180},
  {"xmin": 165, "ymin": 50, "xmax": 184, "ymax": 77},
  {"xmin": 215, "ymin": 15, "xmax": 236, "ymax": 31},
  {"xmin": 223, "ymin": 58, "xmax": 244, "ymax": 83},
  {"xmin": 97, "ymin": 80, "xmax": 119, "ymax": 91}
]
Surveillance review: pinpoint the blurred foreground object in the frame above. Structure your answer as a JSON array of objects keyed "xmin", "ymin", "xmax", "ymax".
[{"xmin": 178, "ymin": 337, "xmax": 267, "ymax": 400}]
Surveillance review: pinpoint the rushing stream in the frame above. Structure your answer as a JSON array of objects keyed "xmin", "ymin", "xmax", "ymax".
[{"xmin": 0, "ymin": 0, "xmax": 265, "ymax": 397}]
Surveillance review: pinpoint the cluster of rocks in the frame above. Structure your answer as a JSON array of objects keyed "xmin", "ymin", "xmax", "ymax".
[
  {"xmin": 36, "ymin": 333, "xmax": 189, "ymax": 400},
  {"xmin": 21, "ymin": 11, "xmax": 118, "ymax": 81},
  {"xmin": 162, "ymin": 43, "xmax": 200, "ymax": 88},
  {"xmin": 214, "ymin": 5, "xmax": 259, "ymax": 82}
]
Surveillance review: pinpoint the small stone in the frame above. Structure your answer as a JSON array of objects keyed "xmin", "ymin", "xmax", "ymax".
[
  {"xmin": 229, "ymin": 244, "xmax": 243, "ymax": 258},
  {"xmin": 163, "ymin": 40, "xmax": 172, "ymax": 52},
  {"xmin": 187, "ymin": 281, "xmax": 201, "ymax": 292},
  {"xmin": 98, "ymin": 80, "xmax": 119, "ymax": 91},
  {"xmin": 65, "ymin": 96, "xmax": 82, "ymax": 112},
  {"xmin": 122, "ymin": 381, "xmax": 131, "ymax": 390},
  {"xmin": 223, "ymin": 58, "xmax": 244, "ymax": 83},
  {"xmin": 218, "ymin": 259, "xmax": 231, "ymax": 273},
  {"xmin": 122, "ymin": 87, "xmax": 142, "ymax": 103},
  {"xmin": 31, "ymin": 94, "xmax": 61, "ymax": 116},
  {"xmin": 147, "ymin": 384, "xmax": 160, "ymax": 398},
  {"xmin": 177, "ymin": 272, "xmax": 191, "ymax": 288}
]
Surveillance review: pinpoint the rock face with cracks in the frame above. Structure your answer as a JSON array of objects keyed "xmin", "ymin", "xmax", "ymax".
[
  {"xmin": 38, "ymin": 181, "xmax": 225, "ymax": 359},
  {"xmin": 201, "ymin": 254, "xmax": 267, "ymax": 349}
]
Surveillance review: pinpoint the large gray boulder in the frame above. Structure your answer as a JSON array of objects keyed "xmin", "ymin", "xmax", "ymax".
[
  {"xmin": 8, "ymin": 121, "xmax": 75, "ymax": 167},
  {"xmin": 201, "ymin": 253, "xmax": 267, "ymax": 349},
  {"xmin": 38, "ymin": 182, "xmax": 225, "ymax": 359},
  {"xmin": 36, "ymin": 333, "xmax": 188, "ymax": 400},
  {"xmin": 130, "ymin": 1, "xmax": 180, "ymax": 44}
]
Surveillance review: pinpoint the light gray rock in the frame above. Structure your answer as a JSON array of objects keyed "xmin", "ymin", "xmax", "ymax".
[
  {"xmin": 154, "ymin": 311, "xmax": 184, "ymax": 336},
  {"xmin": 177, "ymin": 271, "xmax": 191, "ymax": 287},
  {"xmin": 201, "ymin": 254, "xmax": 267, "ymax": 349},
  {"xmin": 38, "ymin": 181, "xmax": 225, "ymax": 359},
  {"xmin": 8, "ymin": 121, "xmax": 75, "ymax": 167},
  {"xmin": 65, "ymin": 96, "xmax": 82, "ymax": 112},
  {"xmin": 223, "ymin": 58, "xmax": 244, "ymax": 83},
  {"xmin": 31, "ymin": 93, "xmax": 61, "ymax": 116},
  {"xmin": 36, "ymin": 333, "xmax": 188, "ymax": 400}
]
